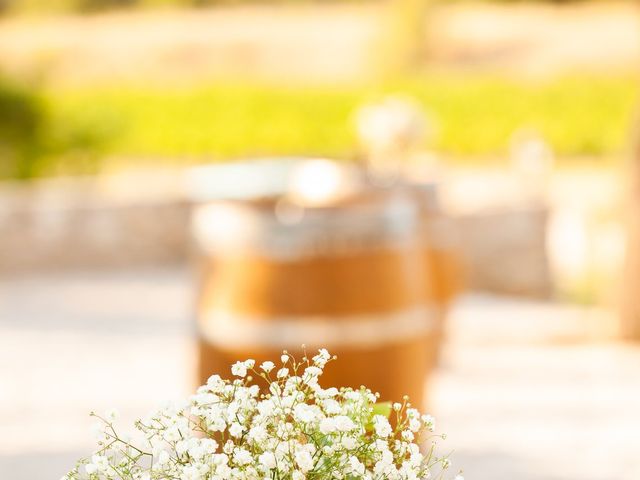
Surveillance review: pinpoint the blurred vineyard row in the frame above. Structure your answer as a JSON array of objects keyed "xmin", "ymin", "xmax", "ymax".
[
  {"xmin": 1, "ymin": 75, "xmax": 636, "ymax": 180},
  {"xmin": 0, "ymin": 0, "xmax": 607, "ymax": 15}
]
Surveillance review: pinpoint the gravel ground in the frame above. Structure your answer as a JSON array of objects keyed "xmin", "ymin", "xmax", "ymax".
[{"xmin": 1, "ymin": 267, "xmax": 639, "ymax": 479}]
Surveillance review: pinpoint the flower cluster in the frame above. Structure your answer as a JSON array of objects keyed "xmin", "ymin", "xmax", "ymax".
[{"xmin": 63, "ymin": 349, "xmax": 462, "ymax": 480}]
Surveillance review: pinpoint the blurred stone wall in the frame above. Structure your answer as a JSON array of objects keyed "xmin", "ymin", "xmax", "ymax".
[
  {"xmin": 0, "ymin": 172, "xmax": 552, "ymax": 298},
  {"xmin": 457, "ymin": 207, "xmax": 551, "ymax": 298},
  {"xmin": 0, "ymin": 175, "xmax": 191, "ymax": 273}
]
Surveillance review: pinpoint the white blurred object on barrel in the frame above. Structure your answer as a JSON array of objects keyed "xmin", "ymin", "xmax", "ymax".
[
  {"xmin": 355, "ymin": 95, "xmax": 434, "ymax": 185},
  {"xmin": 356, "ymin": 95, "xmax": 463, "ymax": 366}
]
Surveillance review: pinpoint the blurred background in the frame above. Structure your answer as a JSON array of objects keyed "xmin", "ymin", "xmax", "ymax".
[{"xmin": 1, "ymin": 0, "xmax": 639, "ymax": 478}]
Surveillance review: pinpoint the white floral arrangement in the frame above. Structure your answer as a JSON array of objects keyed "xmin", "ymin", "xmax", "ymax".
[{"xmin": 63, "ymin": 349, "xmax": 462, "ymax": 480}]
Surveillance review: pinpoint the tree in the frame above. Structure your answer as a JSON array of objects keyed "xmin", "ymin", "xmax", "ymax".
[
  {"xmin": 620, "ymin": 113, "xmax": 640, "ymax": 339},
  {"xmin": 376, "ymin": 0, "xmax": 432, "ymax": 78}
]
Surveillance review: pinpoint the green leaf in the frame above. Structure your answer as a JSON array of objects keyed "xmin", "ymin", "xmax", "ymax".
[{"xmin": 372, "ymin": 402, "xmax": 392, "ymax": 419}]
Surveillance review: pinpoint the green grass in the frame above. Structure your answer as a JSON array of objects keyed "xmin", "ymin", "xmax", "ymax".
[{"xmin": 18, "ymin": 74, "xmax": 640, "ymax": 177}]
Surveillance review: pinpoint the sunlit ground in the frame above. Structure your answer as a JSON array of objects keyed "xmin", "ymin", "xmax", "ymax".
[{"xmin": 1, "ymin": 269, "xmax": 639, "ymax": 479}]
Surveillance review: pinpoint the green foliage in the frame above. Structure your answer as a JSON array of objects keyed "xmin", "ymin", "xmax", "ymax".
[
  {"xmin": 371, "ymin": 401, "xmax": 392, "ymax": 418},
  {"xmin": 399, "ymin": 75, "xmax": 638, "ymax": 157},
  {"xmin": 0, "ymin": 80, "xmax": 44, "ymax": 179},
  {"xmin": 44, "ymin": 75, "xmax": 638, "ymax": 169},
  {"xmin": 45, "ymin": 84, "xmax": 359, "ymax": 163},
  {"xmin": 0, "ymin": 78, "xmax": 119, "ymax": 179},
  {"xmin": 3, "ymin": 74, "xmax": 637, "ymax": 179}
]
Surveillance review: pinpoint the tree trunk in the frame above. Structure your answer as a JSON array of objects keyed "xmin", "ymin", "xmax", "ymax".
[
  {"xmin": 376, "ymin": 0, "xmax": 432, "ymax": 78},
  {"xmin": 620, "ymin": 113, "xmax": 640, "ymax": 339}
]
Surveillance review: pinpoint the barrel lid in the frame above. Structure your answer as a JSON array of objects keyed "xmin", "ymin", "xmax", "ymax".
[{"xmin": 184, "ymin": 158, "xmax": 300, "ymax": 203}]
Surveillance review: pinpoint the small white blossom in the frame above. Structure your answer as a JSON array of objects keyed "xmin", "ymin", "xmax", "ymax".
[
  {"xmin": 294, "ymin": 448, "xmax": 314, "ymax": 472},
  {"xmin": 422, "ymin": 414, "xmax": 436, "ymax": 431},
  {"xmin": 233, "ymin": 447, "xmax": 252, "ymax": 465},
  {"xmin": 105, "ymin": 408, "xmax": 119, "ymax": 422},
  {"xmin": 259, "ymin": 451, "xmax": 276, "ymax": 470},
  {"xmin": 157, "ymin": 450, "xmax": 171, "ymax": 466},
  {"xmin": 342, "ymin": 436, "xmax": 357, "ymax": 449},
  {"xmin": 86, "ymin": 454, "xmax": 109, "ymax": 474},
  {"xmin": 373, "ymin": 415, "xmax": 393, "ymax": 438},
  {"xmin": 229, "ymin": 422, "xmax": 244, "ymax": 438},
  {"xmin": 349, "ymin": 456, "xmax": 365, "ymax": 476},
  {"xmin": 402, "ymin": 429, "xmax": 415, "ymax": 441},
  {"xmin": 294, "ymin": 403, "xmax": 318, "ymax": 423},
  {"xmin": 334, "ymin": 415, "xmax": 356, "ymax": 432},
  {"xmin": 231, "ymin": 361, "xmax": 247, "ymax": 378},
  {"xmin": 319, "ymin": 417, "xmax": 336, "ymax": 434},
  {"xmin": 260, "ymin": 361, "xmax": 275, "ymax": 373}
]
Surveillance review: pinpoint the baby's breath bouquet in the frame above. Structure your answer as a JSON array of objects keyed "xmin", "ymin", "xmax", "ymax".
[{"xmin": 63, "ymin": 349, "xmax": 462, "ymax": 480}]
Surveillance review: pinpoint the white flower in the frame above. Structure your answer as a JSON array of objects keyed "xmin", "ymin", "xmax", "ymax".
[
  {"xmin": 259, "ymin": 451, "xmax": 276, "ymax": 469},
  {"xmin": 313, "ymin": 348, "xmax": 331, "ymax": 366},
  {"xmin": 164, "ymin": 425, "xmax": 182, "ymax": 442},
  {"xmin": 402, "ymin": 429, "xmax": 415, "ymax": 441},
  {"xmin": 231, "ymin": 361, "xmax": 247, "ymax": 378},
  {"xmin": 294, "ymin": 404, "xmax": 318, "ymax": 424},
  {"xmin": 260, "ymin": 361, "xmax": 275, "ymax": 373},
  {"xmin": 180, "ymin": 464, "xmax": 206, "ymax": 480},
  {"xmin": 454, "ymin": 475, "xmax": 464, "ymax": 480},
  {"xmin": 422, "ymin": 414, "xmax": 436, "ymax": 431},
  {"xmin": 316, "ymin": 387, "xmax": 338, "ymax": 398},
  {"xmin": 321, "ymin": 398, "xmax": 341, "ymax": 415},
  {"xmin": 319, "ymin": 417, "xmax": 336, "ymax": 434},
  {"xmin": 281, "ymin": 354, "xmax": 289, "ymax": 363},
  {"xmin": 86, "ymin": 454, "xmax": 109, "ymax": 474},
  {"xmin": 233, "ymin": 447, "xmax": 252, "ymax": 465},
  {"xmin": 373, "ymin": 415, "xmax": 393, "ymax": 438},
  {"xmin": 157, "ymin": 450, "xmax": 171, "ymax": 466},
  {"xmin": 229, "ymin": 422, "xmax": 244, "ymax": 438},
  {"xmin": 304, "ymin": 366, "xmax": 322, "ymax": 377},
  {"xmin": 409, "ymin": 418, "xmax": 421, "ymax": 432},
  {"xmin": 349, "ymin": 456, "xmax": 365, "ymax": 476},
  {"xmin": 334, "ymin": 415, "xmax": 356, "ymax": 432},
  {"xmin": 294, "ymin": 448, "xmax": 314, "ymax": 472},
  {"xmin": 206, "ymin": 374, "xmax": 224, "ymax": 390},
  {"xmin": 105, "ymin": 408, "xmax": 119, "ymax": 422},
  {"xmin": 248, "ymin": 425, "xmax": 267, "ymax": 443},
  {"xmin": 176, "ymin": 440, "xmax": 190, "ymax": 456},
  {"xmin": 277, "ymin": 368, "xmax": 289, "ymax": 379},
  {"xmin": 341, "ymin": 436, "xmax": 357, "ymax": 449}
]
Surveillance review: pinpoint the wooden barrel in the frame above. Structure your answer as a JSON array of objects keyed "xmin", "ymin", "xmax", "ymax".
[
  {"xmin": 411, "ymin": 183, "xmax": 463, "ymax": 366},
  {"xmin": 192, "ymin": 188, "xmax": 437, "ymax": 406}
]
